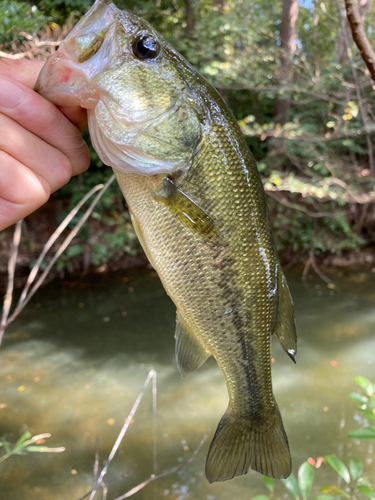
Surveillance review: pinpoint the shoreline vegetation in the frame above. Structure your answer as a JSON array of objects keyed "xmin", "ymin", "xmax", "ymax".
[{"xmin": 0, "ymin": 0, "xmax": 374, "ymax": 286}]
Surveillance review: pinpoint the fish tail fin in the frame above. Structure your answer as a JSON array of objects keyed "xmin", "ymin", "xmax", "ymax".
[
  {"xmin": 274, "ymin": 269, "xmax": 297, "ymax": 363},
  {"xmin": 205, "ymin": 402, "xmax": 291, "ymax": 483}
]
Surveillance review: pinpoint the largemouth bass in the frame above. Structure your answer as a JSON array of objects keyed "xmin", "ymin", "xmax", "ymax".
[{"xmin": 36, "ymin": 0, "xmax": 297, "ymax": 482}]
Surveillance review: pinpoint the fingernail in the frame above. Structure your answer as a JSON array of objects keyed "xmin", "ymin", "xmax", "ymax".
[{"xmin": 0, "ymin": 76, "xmax": 24, "ymax": 108}]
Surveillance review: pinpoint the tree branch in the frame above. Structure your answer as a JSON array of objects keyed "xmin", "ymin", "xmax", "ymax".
[
  {"xmin": 345, "ymin": 0, "xmax": 375, "ymax": 81},
  {"xmin": 266, "ymin": 191, "xmax": 343, "ymax": 218}
]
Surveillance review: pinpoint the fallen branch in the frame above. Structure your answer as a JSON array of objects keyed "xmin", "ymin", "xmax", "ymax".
[
  {"xmin": 266, "ymin": 191, "xmax": 343, "ymax": 218},
  {"xmin": 302, "ymin": 254, "xmax": 333, "ymax": 285},
  {"xmin": 345, "ymin": 0, "xmax": 375, "ymax": 81}
]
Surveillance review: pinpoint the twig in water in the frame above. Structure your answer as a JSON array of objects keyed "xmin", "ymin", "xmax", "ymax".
[
  {"xmin": 152, "ymin": 369, "xmax": 157, "ymax": 477},
  {"xmin": 302, "ymin": 254, "xmax": 333, "ymax": 285},
  {"xmin": 0, "ymin": 220, "xmax": 22, "ymax": 345},
  {"xmin": 0, "ymin": 175, "xmax": 115, "ymax": 347},
  {"xmin": 89, "ymin": 369, "xmax": 157, "ymax": 500},
  {"xmin": 112, "ymin": 431, "xmax": 209, "ymax": 500},
  {"xmin": 93, "ymin": 437, "xmax": 100, "ymax": 489}
]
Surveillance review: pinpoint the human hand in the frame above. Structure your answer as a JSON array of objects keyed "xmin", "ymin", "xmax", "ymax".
[{"xmin": 0, "ymin": 59, "xmax": 90, "ymax": 231}]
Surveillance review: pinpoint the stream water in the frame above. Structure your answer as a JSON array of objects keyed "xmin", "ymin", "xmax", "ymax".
[{"xmin": 0, "ymin": 267, "xmax": 374, "ymax": 500}]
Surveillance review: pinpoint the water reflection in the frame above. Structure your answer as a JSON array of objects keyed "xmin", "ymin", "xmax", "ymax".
[{"xmin": 0, "ymin": 268, "xmax": 374, "ymax": 499}]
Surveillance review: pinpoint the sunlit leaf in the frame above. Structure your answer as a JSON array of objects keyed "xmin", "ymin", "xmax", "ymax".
[
  {"xmin": 298, "ymin": 462, "xmax": 314, "ymax": 500},
  {"xmin": 355, "ymin": 377, "xmax": 374, "ymax": 397},
  {"xmin": 357, "ymin": 486, "xmax": 375, "ymax": 500},
  {"xmin": 348, "ymin": 393, "xmax": 369, "ymax": 405},
  {"xmin": 282, "ymin": 473, "xmax": 300, "ymax": 500},
  {"xmin": 320, "ymin": 485, "xmax": 350, "ymax": 497},
  {"xmin": 358, "ymin": 478, "xmax": 371, "ymax": 487},
  {"xmin": 348, "ymin": 428, "xmax": 375, "ymax": 440},
  {"xmin": 263, "ymin": 476, "xmax": 274, "ymax": 493},
  {"xmin": 324, "ymin": 456, "xmax": 350, "ymax": 483},
  {"xmin": 14, "ymin": 431, "xmax": 32, "ymax": 449},
  {"xmin": 350, "ymin": 459, "xmax": 363, "ymax": 482}
]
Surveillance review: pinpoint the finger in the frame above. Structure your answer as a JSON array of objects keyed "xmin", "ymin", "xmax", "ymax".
[
  {"xmin": 0, "ymin": 59, "xmax": 88, "ymax": 132},
  {"xmin": 0, "ymin": 114, "xmax": 74, "ymax": 193},
  {"xmin": 0, "ymin": 74, "xmax": 90, "ymax": 176},
  {"xmin": 58, "ymin": 105, "xmax": 88, "ymax": 133},
  {"xmin": 0, "ymin": 150, "xmax": 50, "ymax": 231},
  {"xmin": 0, "ymin": 59, "xmax": 44, "ymax": 89}
]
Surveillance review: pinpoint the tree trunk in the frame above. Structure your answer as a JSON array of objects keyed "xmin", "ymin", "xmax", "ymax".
[
  {"xmin": 184, "ymin": 0, "xmax": 194, "ymax": 38},
  {"xmin": 274, "ymin": 0, "xmax": 299, "ymax": 125}
]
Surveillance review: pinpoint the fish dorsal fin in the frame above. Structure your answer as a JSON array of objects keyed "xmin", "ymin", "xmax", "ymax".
[
  {"xmin": 273, "ymin": 270, "xmax": 297, "ymax": 363},
  {"xmin": 154, "ymin": 177, "xmax": 218, "ymax": 243},
  {"xmin": 175, "ymin": 312, "xmax": 210, "ymax": 378}
]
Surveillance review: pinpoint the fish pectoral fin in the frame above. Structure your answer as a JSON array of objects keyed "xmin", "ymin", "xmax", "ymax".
[
  {"xmin": 273, "ymin": 270, "xmax": 297, "ymax": 363},
  {"xmin": 175, "ymin": 312, "xmax": 210, "ymax": 378},
  {"xmin": 154, "ymin": 177, "xmax": 218, "ymax": 243},
  {"xmin": 205, "ymin": 402, "xmax": 291, "ymax": 483}
]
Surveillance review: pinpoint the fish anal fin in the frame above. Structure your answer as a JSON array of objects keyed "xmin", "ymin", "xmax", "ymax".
[
  {"xmin": 175, "ymin": 312, "xmax": 210, "ymax": 378},
  {"xmin": 273, "ymin": 270, "xmax": 297, "ymax": 363},
  {"xmin": 205, "ymin": 402, "xmax": 291, "ymax": 482}
]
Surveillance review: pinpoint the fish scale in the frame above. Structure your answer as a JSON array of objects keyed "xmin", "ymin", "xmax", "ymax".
[{"xmin": 35, "ymin": 0, "xmax": 297, "ymax": 483}]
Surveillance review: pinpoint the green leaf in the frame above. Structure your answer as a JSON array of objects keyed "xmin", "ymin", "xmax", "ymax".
[
  {"xmin": 251, "ymin": 496, "xmax": 270, "ymax": 500},
  {"xmin": 357, "ymin": 486, "xmax": 375, "ymax": 500},
  {"xmin": 358, "ymin": 478, "xmax": 371, "ymax": 487},
  {"xmin": 355, "ymin": 377, "xmax": 374, "ymax": 397},
  {"xmin": 298, "ymin": 462, "xmax": 314, "ymax": 500},
  {"xmin": 320, "ymin": 486, "xmax": 350, "ymax": 498},
  {"xmin": 66, "ymin": 244, "xmax": 84, "ymax": 258},
  {"xmin": 359, "ymin": 409, "xmax": 375, "ymax": 423},
  {"xmin": 0, "ymin": 441, "xmax": 10, "ymax": 454},
  {"xmin": 324, "ymin": 456, "xmax": 350, "ymax": 483},
  {"xmin": 282, "ymin": 473, "xmax": 300, "ymax": 500},
  {"xmin": 348, "ymin": 393, "xmax": 369, "ymax": 405},
  {"xmin": 263, "ymin": 476, "xmax": 274, "ymax": 493},
  {"xmin": 348, "ymin": 427, "xmax": 375, "ymax": 439},
  {"xmin": 14, "ymin": 431, "xmax": 32, "ymax": 449},
  {"xmin": 350, "ymin": 459, "xmax": 363, "ymax": 481},
  {"xmin": 311, "ymin": 496, "xmax": 336, "ymax": 500}
]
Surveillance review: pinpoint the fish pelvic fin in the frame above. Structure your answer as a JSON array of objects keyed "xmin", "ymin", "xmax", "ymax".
[
  {"xmin": 273, "ymin": 270, "xmax": 297, "ymax": 363},
  {"xmin": 175, "ymin": 312, "xmax": 210, "ymax": 378},
  {"xmin": 205, "ymin": 402, "xmax": 291, "ymax": 482}
]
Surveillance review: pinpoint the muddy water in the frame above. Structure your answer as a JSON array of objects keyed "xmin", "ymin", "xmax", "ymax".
[{"xmin": 0, "ymin": 268, "xmax": 374, "ymax": 499}]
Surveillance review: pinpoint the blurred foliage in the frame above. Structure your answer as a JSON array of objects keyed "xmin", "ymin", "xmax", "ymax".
[
  {"xmin": 348, "ymin": 376, "xmax": 375, "ymax": 440},
  {"xmin": 0, "ymin": 0, "xmax": 50, "ymax": 44},
  {"xmin": 253, "ymin": 458, "xmax": 374, "ymax": 500},
  {"xmin": 0, "ymin": 431, "xmax": 64, "ymax": 463},
  {"xmin": 1, "ymin": 0, "xmax": 375, "ymax": 272},
  {"xmin": 251, "ymin": 376, "xmax": 375, "ymax": 500}
]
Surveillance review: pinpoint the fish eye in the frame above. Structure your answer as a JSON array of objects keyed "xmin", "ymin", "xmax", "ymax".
[
  {"xmin": 132, "ymin": 35, "xmax": 160, "ymax": 60},
  {"xmin": 78, "ymin": 39, "xmax": 103, "ymax": 63}
]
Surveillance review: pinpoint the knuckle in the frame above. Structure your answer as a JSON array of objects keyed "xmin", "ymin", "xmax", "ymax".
[
  {"xmin": 33, "ymin": 180, "xmax": 50, "ymax": 206},
  {"xmin": 74, "ymin": 140, "xmax": 91, "ymax": 173}
]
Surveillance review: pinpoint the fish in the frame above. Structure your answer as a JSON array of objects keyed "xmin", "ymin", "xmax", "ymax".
[{"xmin": 35, "ymin": 0, "xmax": 297, "ymax": 482}]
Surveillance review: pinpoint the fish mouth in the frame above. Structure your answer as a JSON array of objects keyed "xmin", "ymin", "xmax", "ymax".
[{"xmin": 35, "ymin": 51, "xmax": 100, "ymax": 108}]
